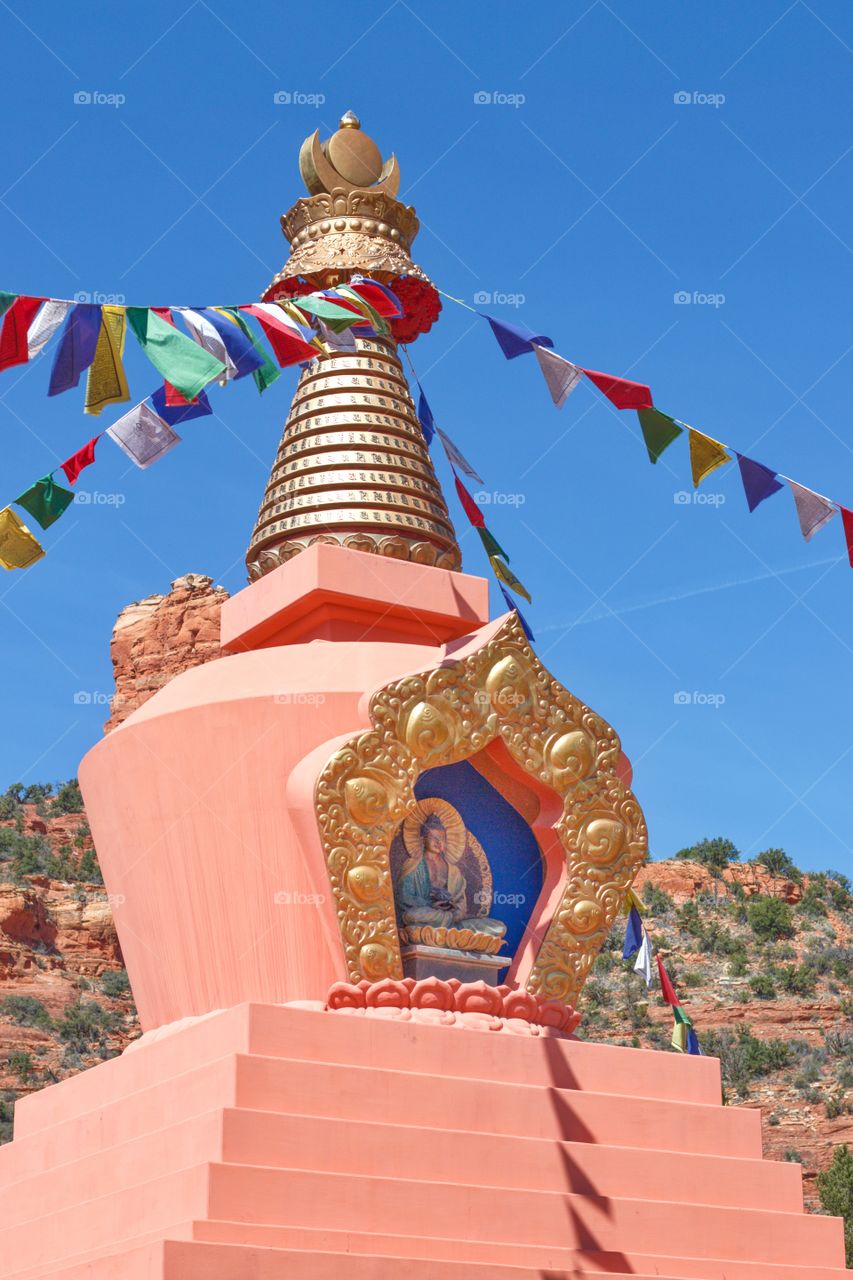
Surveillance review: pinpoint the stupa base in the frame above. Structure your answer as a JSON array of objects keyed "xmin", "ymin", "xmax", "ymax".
[{"xmin": 0, "ymin": 1002, "xmax": 845, "ymax": 1279}]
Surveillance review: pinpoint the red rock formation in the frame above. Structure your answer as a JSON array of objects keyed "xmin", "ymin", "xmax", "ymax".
[
  {"xmin": 105, "ymin": 573, "xmax": 229, "ymax": 732},
  {"xmin": 634, "ymin": 858, "xmax": 803, "ymax": 904}
]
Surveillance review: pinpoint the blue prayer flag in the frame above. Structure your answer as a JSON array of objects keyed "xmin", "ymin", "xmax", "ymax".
[
  {"xmin": 150, "ymin": 384, "xmax": 212, "ymax": 426},
  {"xmin": 736, "ymin": 453, "xmax": 784, "ymax": 513},
  {"xmin": 481, "ymin": 313, "xmax": 554, "ymax": 360},
  {"xmin": 48, "ymin": 304, "xmax": 102, "ymax": 396},
  {"xmin": 417, "ymin": 384, "xmax": 435, "ymax": 444},
  {"xmin": 198, "ymin": 308, "xmax": 264, "ymax": 380},
  {"xmin": 499, "ymin": 583, "xmax": 535, "ymax": 642},
  {"xmin": 686, "ymin": 1027, "xmax": 703, "ymax": 1056},
  {"xmin": 622, "ymin": 906, "xmax": 644, "ymax": 959}
]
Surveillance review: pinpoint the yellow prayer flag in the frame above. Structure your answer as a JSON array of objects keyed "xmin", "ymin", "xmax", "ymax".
[
  {"xmin": 689, "ymin": 429, "xmax": 730, "ymax": 488},
  {"xmin": 671, "ymin": 1018, "xmax": 688, "ymax": 1053},
  {"xmin": 624, "ymin": 887, "xmax": 645, "ymax": 916},
  {"xmin": 0, "ymin": 507, "xmax": 45, "ymax": 570},
  {"xmin": 85, "ymin": 305, "xmax": 130, "ymax": 416},
  {"xmin": 489, "ymin": 555, "xmax": 532, "ymax": 604}
]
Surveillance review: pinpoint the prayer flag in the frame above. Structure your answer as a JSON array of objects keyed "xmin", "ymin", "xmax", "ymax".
[
  {"xmin": 416, "ymin": 385, "xmax": 435, "ymax": 444},
  {"xmin": 788, "ymin": 479, "xmax": 836, "ymax": 542},
  {"xmin": 27, "ymin": 300, "xmax": 71, "ymax": 360},
  {"xmin": 150, "ymin": 384, "xmax": 212, "ymax": 426},
  {"xmin": 437, "ymin": 428, "xmax": 484, "ymax": 484},
  {"xmin": 0, "ymin": 507, "xmax": 44, "ymax": 570},
  {"xmin": 673, "ymin": 1003, "xmax": 692, "ymax": 1027},
  {"xmin": 688, "ymin": 429, "xmax": 730, "ymax": 487},
  {"xmin": 332, "ymin": 286, "xmax": 388, "ymax": 334},
  {"xmin": 107, "ymin": 402, "xmax": 180, "ymax": 469},
  {"xmin": 454, "ymin": 474, "xmax": 484, "ymax": 527},
  {"xmin": 637, "ymin": 407, "xmax": 682, "ymax": 464},
  {"xmin": 60, "ymin": 436, "xmax": 99, "ymax": 484},
  {"xmin": 317, "ymin": 318, "xmax": 356, "ymax": 353},
  {"xmin": 686, "ymin": 1028, "xmax": 702, "ymax": 1056},
  {"xmin": 498, "ymin": 582, "xmax": 535, "ymax": 641},
  {"xmin": 736, "ymin": 453, "xmax": 783, "ymax": 513},
  {"xmin": 348, "ymin": 278, "xmax": 402, "ymax": 318},
  {"xmin": 126, "ymin": 307, "xmax": 224, "ymax": 401},
  {"xmin": 489, "ymin": 555, "xmax": 532, "ymax": 603},
  {"xmin": 622, "ymin": 905, "xmax": 643, "ymax": 959},
  {"xmin": 624, "ymin": 887, "xmax": 645, "ymax": 915},
  {"xmin": 48, "ymin": 304, "xmax": 103, "ymax": 396},
  {"xmin": 633, "ymin": 932, "xmax": 653, "ymax": 987},
  {"xmin": 533, "ymin": 344, "xmax": 582, "ymax": 407},
  {"xmin": 582, "ymin": 367, "xmax": 653, "ymax": 410},
  {"xmin": 0, "ymin": 296, "xmax": 45, "ymax": 372},
  {"xmin": 477, "ymin": 525, "xmax": 510, "ymax": 561},
  {"xmin": 841, "ymin": 506, "xmax": 853, "ymax": 569},
  {"xmin": 657, "ymin": 955, "xmax": 679, "ymax": 1006},
  {"xmin": 293, "ymin": 294, "xmax": 363, "ymax": 324},
  {"xmin": 14, "ymin": 474, "xmax": 74, "ymax": 530},
  {"xmin": 85, "ymin": 305, "xmax": 129, "ymax": 416},
  {"xmin": 671, "ymin": 1018, "xmax": 688, "ymax": 1053},
  {"xmin": 200, "ymin": 307, "xmax": 266, "ymax": 380},
  {"xmin": 229, "ymin": 310, "xmax": 281, "ymax": 393},
  {"xmin": 240, "ymin": 304, "xmax": 317, "ymax": 367},
  {"xmin": 483, "ymin": 313, "xmax": 554, "ymax": 360},
  {"xmin": 179, "ymin": 308, "xmax": 237, "ymax": 381}
]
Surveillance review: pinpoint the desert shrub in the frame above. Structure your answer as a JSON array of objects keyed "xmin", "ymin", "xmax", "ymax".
[
  {"xmin": 702, "ymin": 1027, "xmax": 793, "ymax": 1095},
  {"xmin": 818, "ymin": 1144, "xmax": 853, "ymax": 1266},
  {"xmin": 683, "ymin": 969, "xmax": 705, "ymax": 988},
  {"xmin": 749, "ymin": 974, "xmax": 776, "ymax": 999},
  {"xmin": 675, "ymin": 837, "xmax": 739, "ymax": 872},
  {"xmin": 0, "ymin": 996, "xmax": 52, "ymax": 1029},
  {"xmin": 583, "ymin": 980, "xmax": 608, "ymax": 1009},
  {"xmin": 776, "ymin": 964, "xmax": 818, "ymax": 997},
  {"xmin": 755, "ymin": 848, "xmax": 802, "ymax": 882},
  {"xmin": 747, "ymin": 896, "xmax": 795, "ymax": 942},
  {"xmin": 0, "ymin": 1097, "xmax": 13, "ymax": 1144},
  {"xmin": 77, "ymin": 849, "xmax": 103, "ymax": 884},
  {"xmin": 48, "ymin": 779, "xmax": 83, "ymax": 815},
  {"xmin": 784, "ymin": 1149, "xmax": 803, "ymax": 1163},
  {"xmin": 642, "ymin": 883, "xmax": 674, "ymax": 917},
  {"xmin": 100, "ymin": 969, "xmax": 130, "ymax": 998},
  {"xmin": 7, "ymin": 1051, "xmax": 34, "ymax": 1083},
  {"xmin": 55, "ymin": 1000, "xmax": 116, "ymax": 1052},
  {"xmin": 799, "ymin": 880, "xmax": 829, "ymax": 918}
]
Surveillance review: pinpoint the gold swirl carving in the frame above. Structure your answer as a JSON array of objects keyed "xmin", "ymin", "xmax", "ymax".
[{"xmin": 313, "ymin": 613, "xmax": 648, "ymax": 1004}]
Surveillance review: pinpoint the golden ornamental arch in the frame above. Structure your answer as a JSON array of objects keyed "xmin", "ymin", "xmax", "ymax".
[{"xmin": 314, "ymin": 614, "xmax": 648, "ymax": 1006}]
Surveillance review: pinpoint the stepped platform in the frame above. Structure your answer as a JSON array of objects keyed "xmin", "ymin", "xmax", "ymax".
[{"xmin": 0, "ymin": 1002, "xmax": 846, "ymax": 1278}]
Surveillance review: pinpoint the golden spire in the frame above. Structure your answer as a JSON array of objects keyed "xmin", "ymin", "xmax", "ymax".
[{"xmin": 246, "ymin": 116, "xmax": 458, "ymax": 581}]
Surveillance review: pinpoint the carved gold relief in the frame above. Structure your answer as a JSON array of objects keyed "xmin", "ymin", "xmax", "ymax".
[{"xmin": 314, "ymin": 613, "xmax": 648, "ymax": 1006}]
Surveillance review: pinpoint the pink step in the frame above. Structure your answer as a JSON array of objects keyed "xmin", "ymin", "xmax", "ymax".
[{"xmin": 236, "ymin": 1053, "xmax": 763, "ymax": 1157}]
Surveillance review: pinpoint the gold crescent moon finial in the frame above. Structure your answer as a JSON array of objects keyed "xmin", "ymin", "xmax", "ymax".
[{"xmin": 298, "ymin": 118, "xmax": 401, "ymax": 197}]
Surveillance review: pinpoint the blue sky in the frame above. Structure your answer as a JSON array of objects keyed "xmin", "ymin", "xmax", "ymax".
[{"xmin": 0, "ymin": 2, "xmax": 851, "ymax": 876}]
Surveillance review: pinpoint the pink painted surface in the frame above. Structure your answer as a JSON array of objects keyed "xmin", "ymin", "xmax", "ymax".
[{"xmin": 0, "ymin": 1005, "xmax": 846, "ymax": 1279}]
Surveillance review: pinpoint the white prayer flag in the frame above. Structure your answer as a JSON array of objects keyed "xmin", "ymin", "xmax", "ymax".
[
  {"xmin": 633, "ymin": 931, "xmax": 653, "ymax": 988},
  {"xmin": 787, "ymin": 479, "xmax": 836, "ymax": 542},
  {"xmin": 533, "ymin": 342, "xmax": 583, "ymax": 408},
  {"xmin": 437, "ymin": 428, "xmax": 484, "ymax": 485},
  {"xmin": 107, "ymin": 402, "xmax": 181, "ymax": 469},
  {"xmin": 27, "ymin": 301, "xmax": 71, "ymax": 360},
  {"xmin": 179, "ymin": 308, "xmax": 237, "ymax": 382},
  {"xmin": 317, "ymin": 319, "xmax": 356, "ymax": 353}
]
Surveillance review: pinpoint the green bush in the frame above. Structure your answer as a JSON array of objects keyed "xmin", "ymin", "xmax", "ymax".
[
  {"xmin": 755, "ymin": 848, "xmax": 802, "ymax": 882},
  {"xmin": 642, "ymin": 883, "xmax": 674, "ymax": 917},
  {"xmin": 675, "ymin": 837, "xmax": 740, "ymax": 873},
  {"xmin": 818, "ymin": 1144, "xmax": 853, "ymax": 1266},
  {"xmin": 100, "ymin": 969, "xmax": 130, "ymax": 998},
  {"xmin": 0, "ymin": 996, "xmax": 52, "ymax": 1029},
  {"xmin": 747, "ymin": 896, "xmax": 795, "ymax": 942},
  {"xmin": 799, "ymin": 880, "xmax": 829, "ymax": 918},
  {"xmin": 749, "ymin": 974, "xmax": 776, "ymax": 999},
  {"xmin": 776, "ymin": 963, "xmax": 818, "ymax": 997},
  {"xmin": 55, "ymin": 1000, "xmax": 116, "ymax": 1052},
  {"xmin": 7, "ymin": 1051, "xmax": 34, "ymax": 1083}
]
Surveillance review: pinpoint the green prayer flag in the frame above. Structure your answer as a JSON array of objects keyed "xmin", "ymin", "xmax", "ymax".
[
  {"xmin": 335, "ymin": 286, "xmax": 389, "ymax": 335},
  {"xmin": 637, "ymin": 407, "xmax": 682, "ymax": 464},
  {"xmin": 295, "ymin": 295, "xmax": 367, "ymax": 324},
  {"xmin": 0, "ymin": 292, "xmax": 17, "ymax": 319},
  {"xmin": 228, "ymin": 309, "xmax": 281, "ymax": 394},
  {"xmin": 126, "ymin": 308, "xmax": 225, "ymax": 401},
  {"xmin": 477, "ymin": 526, "xmax": 510, "ymax": 562},
  {"xmin": 14, "ymin": 474, "xmax": 75, "ymax": 530},
  {"xmin": 672, "ymin": 1003, "xmax": 692, "ymax": 1027}
]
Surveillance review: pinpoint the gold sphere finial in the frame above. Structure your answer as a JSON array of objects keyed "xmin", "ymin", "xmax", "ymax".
[
  {"xmin": 340, "ymin": 110, "xmax": 360, "ymax": 129},
  {"xmin": 299, "ymin": 113, "xmax": 400, "ymax": 197}
]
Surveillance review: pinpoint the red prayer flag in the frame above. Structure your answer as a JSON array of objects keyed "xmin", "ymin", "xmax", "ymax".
[
  {"xmin": 241, "ymin": 304, "xmax": 317, "ymax": 367},
  {"xmin": 840, "ymin": 506, "xmax": 853, "ymax": 568},
  {"xmin": 453, "ymin": 473, "xmax": 485, "ymax": 528},
  {"xmin": 0, "ymin": 297, "xmax": 45, "ymax": 372},
  {"xmin": 657, "ymin": 955, "xmax": 679, "ymax": 1006},
  {"xmin": 347, "ymin": 280, "xmax": 401, "ymax": 318},
  {"xmin": 582, "ymin": 367, "xmax": 653, "ymax": 410},
  {"xmin": 60, "ymin": 435, "xmax": 100, "ymax": 484}
]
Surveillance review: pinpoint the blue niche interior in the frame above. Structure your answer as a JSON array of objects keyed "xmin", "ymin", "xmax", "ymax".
[{"xmin": 413, "ymin": 757, "xmax": 543, "ymax": 960}]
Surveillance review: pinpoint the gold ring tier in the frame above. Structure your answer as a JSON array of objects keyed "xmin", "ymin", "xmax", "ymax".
[{"xmin": 246, "ymin": 336, "xmax": 462, "ymax": 579}]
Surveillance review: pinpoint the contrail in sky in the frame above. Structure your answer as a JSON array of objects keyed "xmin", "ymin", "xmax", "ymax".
[{"xmin": 538, "ymin": 557, "xmax": 844, "ymax": 631}]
